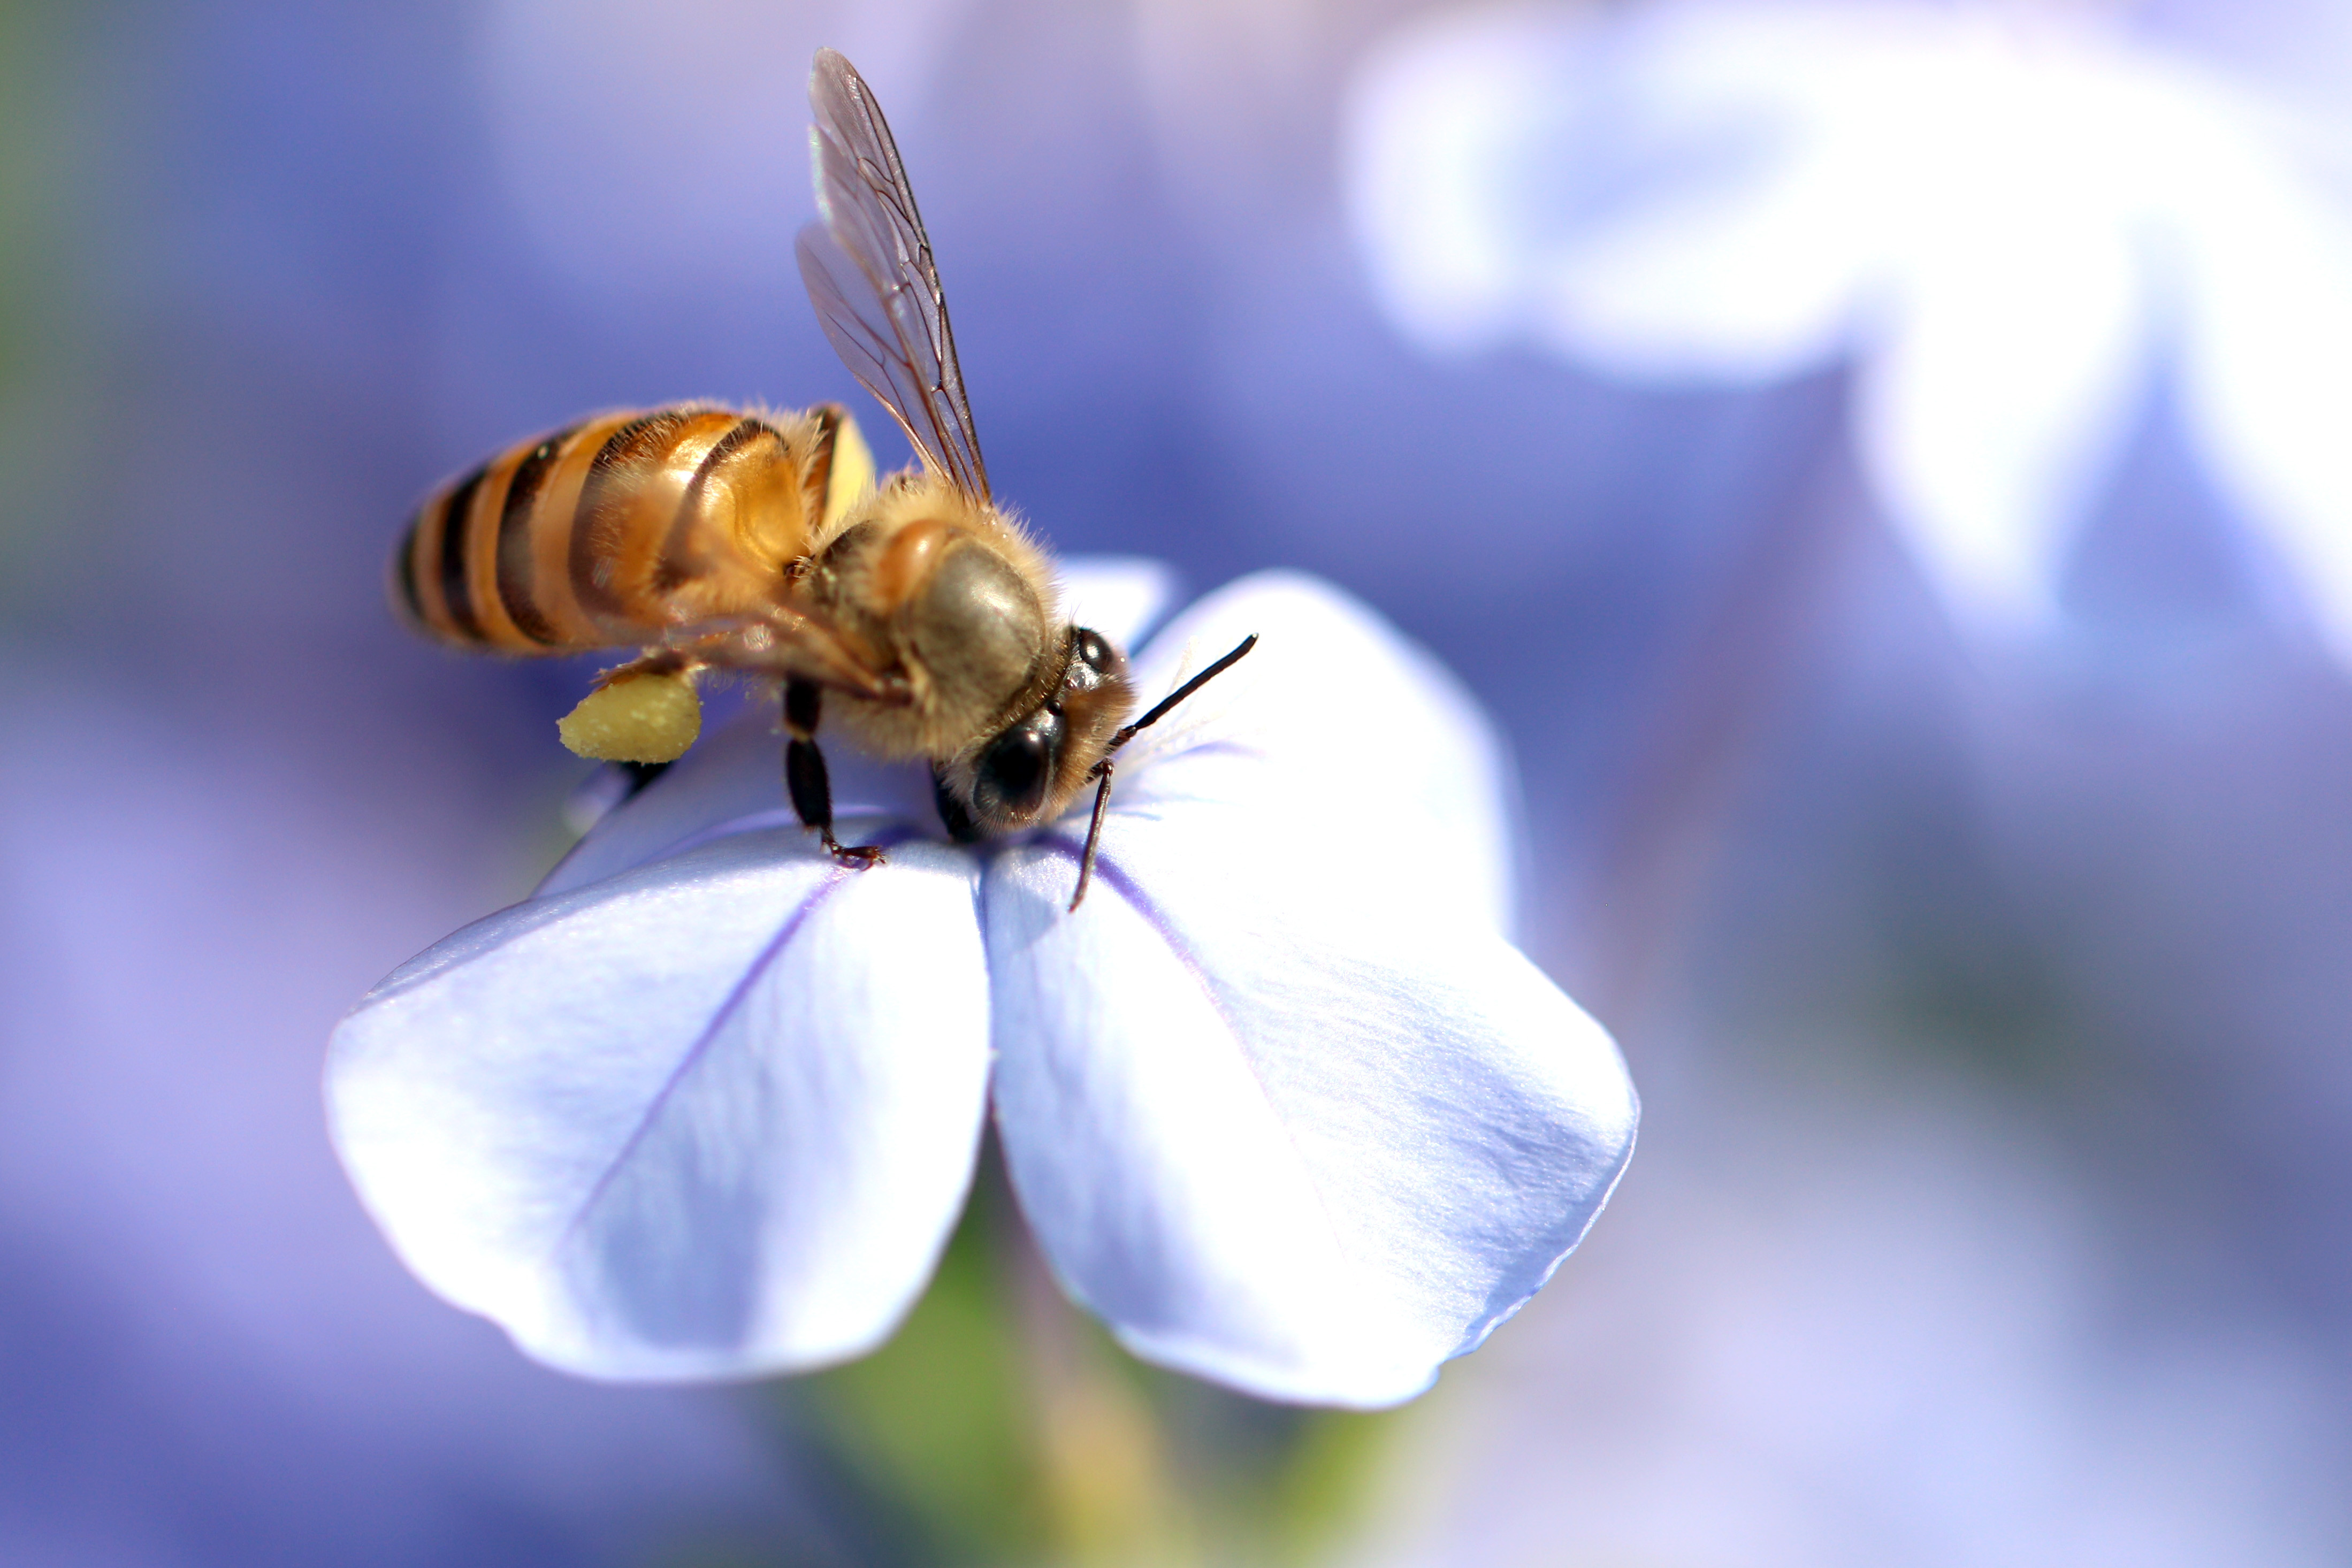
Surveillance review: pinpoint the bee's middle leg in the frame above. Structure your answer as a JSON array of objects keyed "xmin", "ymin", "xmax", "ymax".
[{"xmin": 782, "ymin": 678, "xmax": 885, "ymax": 868}]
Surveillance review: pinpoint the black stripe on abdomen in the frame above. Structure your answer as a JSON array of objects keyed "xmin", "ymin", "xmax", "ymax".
[
  {"xmin": 437, "ymin": 463, "xmax": 488, "ymax": 639},
  {"xmin": 495, "ymin": 429, "xmax": 573, "ymax": 645},
  {"xmin": 393, "ymin": 517, "xmax": 427, "ymax": 628}
]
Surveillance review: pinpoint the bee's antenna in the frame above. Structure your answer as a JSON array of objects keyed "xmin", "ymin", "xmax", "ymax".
[
  {"xmin": 1069, "ymin": 633, "xmax": 1257, "ymax": 912},
  {"xmin": 1108, "ymin": 633, "xmax": 1260, "ymax": 752}
]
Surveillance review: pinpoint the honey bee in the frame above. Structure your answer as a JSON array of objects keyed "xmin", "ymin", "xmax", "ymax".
[{"xmin": 394, "ymin": 48, "xmax": 1250, "ymax": 907}]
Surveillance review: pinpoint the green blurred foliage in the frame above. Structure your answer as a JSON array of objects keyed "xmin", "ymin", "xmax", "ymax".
[
  {"xmin": 0, "ymin": 0, "xmax": 86, "ymax": 602},
  {"xmin": 1259, "ymin": 1408, "xmax": 1398, "ymax": 1563},
  {"xmin": 791, "ymin": 1151, "xmax": 1409, "ymax": 1567},
  {"xmin": 802, "ymin": 1165, "xmax": 1050, "ymax": 1560},
  {"xmin": 0, "ymin": 1, "xmax": 57, "ymax": 364}
]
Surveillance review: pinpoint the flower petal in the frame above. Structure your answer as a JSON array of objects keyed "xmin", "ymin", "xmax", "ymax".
[
  {"xmin": 1086, "ymin": 570, "xmax": 1521, "ymax": 935},
  {"xmin": 1056, "ymin": 554, "xmax": 1185, "ymax": 651},
  {"xmin": 987, "ymin": 573, "xmax": 1634, "ymax": 1405},
  {"xmin": 986, "ymin": 843, "xmax": 1635, "ymax": 1408},
  {"xmin": 329, "ymin": 832, "xmax": 991, "ymax": 1380}
]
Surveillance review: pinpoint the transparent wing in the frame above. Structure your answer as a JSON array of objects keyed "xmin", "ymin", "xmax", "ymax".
[
  {"xmin": 797, "ymin": 47, "xmax": 989, "ymax": 502},
  {"xmin": 660, "ymin": 602, "xmax": 915, "ymax": 707}
]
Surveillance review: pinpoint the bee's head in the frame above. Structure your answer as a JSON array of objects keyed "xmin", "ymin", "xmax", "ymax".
[{"xmin": 939, "ymin": 626, "xmax": 1133, "ymax": 838}]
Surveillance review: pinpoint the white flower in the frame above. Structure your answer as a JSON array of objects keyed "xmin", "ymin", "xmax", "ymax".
[
  {"xmin": 1346, "ymin": 0, "xmax": 2352, "ymax": 657},
  {"xmin": 327, "ymin": 564, "xmax": 1638, "ymax": 1409}
]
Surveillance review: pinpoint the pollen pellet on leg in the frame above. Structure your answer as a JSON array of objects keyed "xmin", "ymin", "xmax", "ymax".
[{"xmin": 557, "ymin": 669, "xmax": 702, "ymax": 763}]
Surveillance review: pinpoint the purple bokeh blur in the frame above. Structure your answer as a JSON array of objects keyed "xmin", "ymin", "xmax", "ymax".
[{"xmin": 4, "ymin": 0, "xmax": 2350, "ymax": 1562}]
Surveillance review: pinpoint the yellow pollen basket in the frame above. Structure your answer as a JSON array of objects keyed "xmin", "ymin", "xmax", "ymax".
[
  {"xmin": 558, "ymin": 669, "xmax": 702, "ymax": 763},
  {"xmin": 552, "ymin": 413, "xmax": 873, "ymax": 767}
]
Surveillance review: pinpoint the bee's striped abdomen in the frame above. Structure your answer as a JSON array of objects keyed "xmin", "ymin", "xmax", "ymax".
[
  {"xmin": 395, "ymin": 403, "xmax": 847, "ymax": 656},
  {"xmin": 492, "ymin": 426, "xmax": 576, "ymax": 645}
]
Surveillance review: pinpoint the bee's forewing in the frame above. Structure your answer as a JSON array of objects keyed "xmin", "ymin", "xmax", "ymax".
[{"xmin": 798, "ymin": 48, "xmax": 989, "ymax": 502}]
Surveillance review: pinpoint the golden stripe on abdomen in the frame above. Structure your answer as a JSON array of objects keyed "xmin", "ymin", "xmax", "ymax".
[
  {"xmin": 658, "ymin": 416, "xmax": 783, "ymax": 591},
  {"xmin": 568, "ymin": 411, "xmax": 684, "ymax": 624}
]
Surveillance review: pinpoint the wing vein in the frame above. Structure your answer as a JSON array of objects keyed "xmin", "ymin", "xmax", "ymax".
[{"xmin": 797, "ymin": 48, "xmax": 990, "ymax": 502}]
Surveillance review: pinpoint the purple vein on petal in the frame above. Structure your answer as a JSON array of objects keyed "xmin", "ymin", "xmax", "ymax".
[
  {"xmin": 1037, "ymin": 838, "xmax": 1179, "ymax": 966},
  {"xmin": 1032, "ymin": 832, "xmax": 1249, "ymax": 1066},
  {"xmin": 556, "ymin": 866, "xmax": 852, "ymax": 1251},
  {"xmin": 1116, "ymin": 738, "xmax": 1263, "ymax": 778},
  {"xmin": 1033, "ymin": 830, "xmax": 1350, "ymax": 1261},
  {"xmin": 1158, "ymin": 739, "xmax": 1261, "ymax": 764}
]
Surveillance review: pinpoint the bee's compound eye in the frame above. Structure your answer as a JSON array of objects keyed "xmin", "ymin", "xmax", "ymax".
[
  {"xmin": 971, "ymin": 707, "xmax": 1065, "ymax": 824},
  {"xmin": 1065, "ymin": 627, "xmax": 1123, "ymax": 692}
]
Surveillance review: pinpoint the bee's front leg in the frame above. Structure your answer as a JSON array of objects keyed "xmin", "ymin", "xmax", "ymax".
[{"xmin": 782, "ymin": 678, "xmax": 886, "ymax": 868}]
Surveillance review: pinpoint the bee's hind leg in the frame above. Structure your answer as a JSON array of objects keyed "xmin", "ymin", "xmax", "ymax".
[
  {"xmin": 559, "ymin": 649, "xmax": 706, "ymax": 766},
  {"xmin": 782, "ymin": 678, "xmax": 886, "ymax": 869},
  {"xmin": 590, "ymin": 647, "xmax": 689, "ymax": 689}
]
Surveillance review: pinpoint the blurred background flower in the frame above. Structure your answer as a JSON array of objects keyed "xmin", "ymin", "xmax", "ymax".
[
  {"xmin": 1346, "ymin": 0, "xmax": 2352, "ymax": 655},
  {"xmin": 5, "ymin": 0, "xmax": 2352, "ymax": 1562}
]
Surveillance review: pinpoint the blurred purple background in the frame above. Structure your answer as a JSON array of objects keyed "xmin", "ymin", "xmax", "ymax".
[{"xmin": 4, "ymin": 0, "xmax": 2350, "ymax": 1562}]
